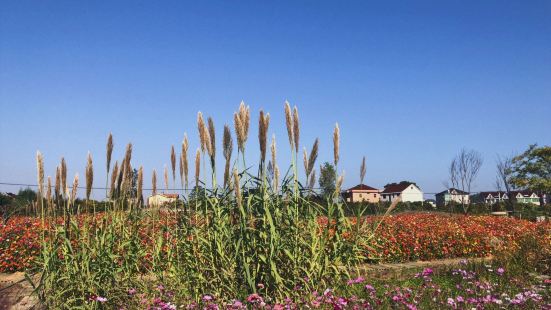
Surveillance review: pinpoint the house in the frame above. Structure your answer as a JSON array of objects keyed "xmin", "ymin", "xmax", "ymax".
[
  {"xmin": 148, "ymin": 193, "xmax": 179, "ymax": 207},
  {"xmin": 509, "ymin": 191, "xmax": 540, "ymax": 205},
  {"xmin": 471, "ymin": 191, "xmax": 508, "ymax": 204},
  {"xmin": 342, "ymin": 184, "xmax": 380, "ymax": 203},
  {"xmin": 471, "ymin": 190, "xmax": 540, "ymax": 205},
  {"xmin": 381, "ymin": 182, "xmax": 423, "ymax": 203},
  {"xmin": 435, "ymin": 188, "xmax": 470, "ymax": 207}
]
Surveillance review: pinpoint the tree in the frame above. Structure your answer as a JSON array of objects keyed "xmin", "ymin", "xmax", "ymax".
[
  {"xmin": 496, "ymin": 154, "xmax": 515, "ymax": 212},
  {"xmin": 449, "ymin": 148, "xmax": 483, "ymax": 213},
  {"xmin": 318, "ymin": 162, "xmax": 336, "ymax": 199},
  {"xmin": 510, "ymin": 144, "xmax": 551, "ymax": 206},
  {"xmin": 384, "ymin": 181, "xmax": 418, "ymax": 188}
]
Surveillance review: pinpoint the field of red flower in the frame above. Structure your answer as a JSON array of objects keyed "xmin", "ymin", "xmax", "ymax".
[{"xmin": 1, "ymin": 213, "xmax": 549, "ymax": 273}]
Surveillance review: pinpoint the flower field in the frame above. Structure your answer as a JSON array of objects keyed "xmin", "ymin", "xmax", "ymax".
[{"xmin": 2, "ymin": 213, "xmax": 549, "ymax": 273}]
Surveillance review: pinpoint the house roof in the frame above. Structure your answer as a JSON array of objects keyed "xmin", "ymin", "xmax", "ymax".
[
  {"xmin": 479, "ymin": 191, "xmax": 507, "ymax": 198},
  {"xmin": 345, "ymin": 184, "xmax": 379, "ymax": 192},
  {"xmin": 382, "ymin": 183, "xmax": 416, "ymax": 194},
  {"xmin": 436, "ymin": 188, "xmax": 469, "ymax": 195},
  {"xmin": 510, "ymin": 190, "xmax": 538, "ymax": 198}
]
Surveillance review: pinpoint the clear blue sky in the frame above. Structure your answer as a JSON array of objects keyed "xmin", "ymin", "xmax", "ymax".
[{"xmin": 1, "ymin": 1, "xmax": 550, "ymax": 198}]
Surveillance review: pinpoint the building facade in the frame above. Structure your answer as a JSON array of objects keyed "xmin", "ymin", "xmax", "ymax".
[
  {"xmin": 381, "ymin": 183, "xmax": 423, "ymax": 203},
  {"xmin": 435, "ymin": 188, "xmax": 470, "ymax": 206},
  {"xmin": 342, "ymin": 184, "xmax": 380, "ymax": 203}
]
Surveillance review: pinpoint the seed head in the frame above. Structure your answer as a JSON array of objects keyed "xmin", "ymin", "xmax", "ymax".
[
  {"xmin": 307, "ymin": 139, "xmax": 319, "ymax": 178},
  {"xmin": 284, "ymin": 101, "xmax": 294, "ymax": 149},
  {"xmin": 61, "ymin": 157, "xmax": 67, "ymax": 195},
  {"xmin": 208, "ymin": 117, "xmax": 216, "ymax": 160},
  {"xmin": 164, "ymin": 165, "xmax": 169, "ymax": 192},
  {"xmin": 333, "ymin": 123, "xmax": 340, "ymax": 167},
  {"xmin": 46, "ymin": 176, "xmax": 52, "ymax": 205},
  {"xmin": 258, "ymin": 110, "xmax": 269, "ymax": 164},
  {"xmin": 110, "ymin": 161, "xmax": 119, "ymax": 198},
  {"xmin": 55, "ymin": 166, "xmax": 61, "ymax": 200},
  {"xmin": 223, "ymin": 125, "xmax": 233, "ymax": 188},
  {"xmin": 106, "ymin": 132, "xmax": 113, "ymax": 173},
  {"xmin": 270, "ymin": 135, "xmax": 277, "ymax": 170},
  {"xmin": 85, "ymin": 152, "xmax": 93, "ymax": 200},
  {"xmin": 71, "ymin": 173, "xmax": 79, "ymax": 203},
  {"xmin": 171, "ymin": 145, "xmax": 176, "ymax": 182},
  {"xmin": 152, "ymin": 169, "xmax": 157, "ymax": 196},
  {"xmin": 292, "ymin": 106, "xmax": 300, "ymax": 152},
  {"xmin": 360, "ymin": 156, "xmax": 366, "ymax": 184},
  {"xmin": 182, "ymin": 134, "xmax": 189, "ymax": 188},
  {"xmin": 137, "ymin": 166, "xmax": 143, "ymax": 203},
  {"xmin": 195, "ymin": 148, "xmax": 201, "ymax": 186},
  {"xmin": 233, "ymin": 168, "xmax": 241, "ymax": 208},
  {"xmin": 36, "ymin": 151, "xmax": 44, "ymax": 197}
]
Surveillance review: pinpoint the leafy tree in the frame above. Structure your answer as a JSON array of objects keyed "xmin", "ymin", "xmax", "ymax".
[
  {"xmin": 318, "ymin": 162, "xmax": 336, "ymax": 199},
  {"xmin": 17, "ymin": 188, "xmax": 37, "ymax": 202},
  {"xmin": 511, "ymin": 144, "xmax": 551, "ymax": 206},
  {"xmin": 384, "ymin": 181, "xmax": 418, "ymax": 188}
]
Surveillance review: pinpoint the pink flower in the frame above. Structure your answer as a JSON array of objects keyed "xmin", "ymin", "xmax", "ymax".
[
  {"xmin": 496, "ymin": 267, "xmax": 505, "ymax": 276},
  {"xmin": 202, "ymin": 295, "xmax": 214, "ymax": 302},
  {"xmin": 246, "ymin": 293, "xmax": 263, "ymax": 304}
]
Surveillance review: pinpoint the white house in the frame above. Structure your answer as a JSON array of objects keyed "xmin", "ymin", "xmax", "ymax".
[
  {"xmin": 381, "ymin": 182, "xmax": 423, "ymax": 203},
  {"xmin": 148, "ymin": 193, "xmax": 179, "ymax": 207}
]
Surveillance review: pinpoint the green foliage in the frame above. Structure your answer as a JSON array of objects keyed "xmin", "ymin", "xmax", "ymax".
[
  {"xmin": 318, "ymin": 162, "xmax": 336, "ymax": 199},
  {"xmin": 511, "ymin": 144, "xmax": 551, "ymax": 200}
]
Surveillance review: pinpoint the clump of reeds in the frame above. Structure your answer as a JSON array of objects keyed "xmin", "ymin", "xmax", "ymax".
[
  {"xmin": 360, "ymin": 156, "xmax": 366, "ymax": 184},
  {"xmin": 223, "ymin": 125, "xmax": 233, "ymax": 188},
  {"xmin": 308, "ymin": 169, "xmax": 316, "ymax": 190},
  {"xmin": 85, "ymin": 152, "xmax": 93, "ymax": 201},
  {"xmin": 335, "ymin": 173, "xmax": 344, "ymax": 195}
]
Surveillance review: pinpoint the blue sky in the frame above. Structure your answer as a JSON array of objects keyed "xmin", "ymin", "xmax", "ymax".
[{"xmin": 1, "ymin": 1, "xmax": 550, "ymax": 198}]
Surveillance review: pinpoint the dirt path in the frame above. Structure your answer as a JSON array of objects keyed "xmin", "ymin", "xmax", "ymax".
[{"xmin": 0, "ymin": 272, "xmax": 39, "ymax": 310}]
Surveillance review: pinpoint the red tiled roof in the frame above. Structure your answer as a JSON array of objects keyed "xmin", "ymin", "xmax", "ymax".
[
  {"xmin": 382, "ymin": 183, "xmax": 415, "ymax": 194},
  {"xmin": 159, "ymin": 193, "xmax": 179, "ymax": 198},
  {"xmin": 346, "ymin": 184, "xmax": 379, "ymax": 192}
]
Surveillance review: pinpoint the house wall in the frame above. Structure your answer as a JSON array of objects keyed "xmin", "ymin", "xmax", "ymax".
[
  {"xmin": 401, "ymin": 185, "xmax": 424, "ymax": 202},
  {"xmin": 148, "ymin": 195, "xmax": 177, "ymax": 207},
  {"xmin": 347, "ymin": 190, "xmax": 380, "ymax": 203}
]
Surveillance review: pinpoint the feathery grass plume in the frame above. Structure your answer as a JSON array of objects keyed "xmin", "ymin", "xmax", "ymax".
[
  {"xmin": 360, "ymin": 156, "xmax": 366, "ymax": 184},
  {"xmin": 61, "ymin": 157, "xmax": 67, "ymax": 196},
  {"xmin": 335, "ymin": 172, "xmax": 344, "ymax": 195},
  {"xmin": 233, "ymin": 168, "xmax": 241, "ymax": 208},
  {"xmin": 284, "ymin": 101, "xmax": 294, "ymax": 149},
  {"xmin": 333, "ymin": 123, "xmax": 340, "ymax": 167},
  {"xmin": 123, "ymin": 143, "xmax": 133, "ymax": 171},
  {"xmin": 46, "ymin": 176, "xmax": 52, "ymax": 206},
  {"xmin": 36, "ymin": 151, "xmax": 44, "ymax": 199},
  {"xmin": 171, "ymin": 145, "xmax": 176, "ymax": 183},
  {"xmin": 308, "ymin": 169, "xmax": 316, "ymax": 190},
  {"xmin": 208, "ymin": 117, "xmax": 216, "ymax": 161},
  {"xmin": 137, "ymin": 166, "xmax": 143, "ymax": 204},
  {"xmin": 182, "ymin": 134, "xmax": 189, "ymax": 188},
  {"xmin": 55, "ymin": 166, "xmax": 60, "ymax": 200},
  {"xmin": 307, "ymin": 138, "xmax": 319, "ymax": 178},
  {"xmin": 195, "ymin": 148, "xmax": 201, "ymax": 186},
  {"xmin": 271, "ymin": 135, "xmax": 276, "ymax": 169},
  {"xmin": 179, "ymin": 154, "xmax": 184, "ymax": 189},
  {"xmin": 234, "ymin": 112, "xmax": 245, "ymax": 153},
  {"xmin": 85, "ymin": 152, "xmax": 93, "ymax": 200},
  {"xmin": 239, "ymin": 101, "xmax": 250, "ymax": 146},
  {"xmin": 274, "ymin": 164, "xmax": 280, "ymax": 193},
  {"xmin": 106, "ymin": 133, "xmax": 113, "ymax": 173},
  {"xmin": 303, "ymin": 148, "xmax": 309, "ymax": 178},
  {"xmin": 258, "ymin": 110, "xmax": 269, "ymax": 165},
  {"xmin": 292, "ymin": 106, "xmax": 300, "ymax": 152},
  {"xmin": 70, "ymin": 174, "xmax": 79, "ymax": 203},
  {"xmin": 152, "ymin": 169, "xmax": 157, "ymax": 196},
  {"xmin": 110, "ymin": 161, "xmax": 119, "ymax": 198},
  {"xmin": 116, "ymin": 163, "xmax": 124, "ymax": 196},
  {"xmin": 223, "ymin": 125, "xmax": 233, "ymax": 188},
  {"xmin": 197, "ymin": 112, "xmax": 207, "ymax": 153},
  {"xmin": 164, "ymin": 165, "xmax": 169, "ymax": 192}
]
